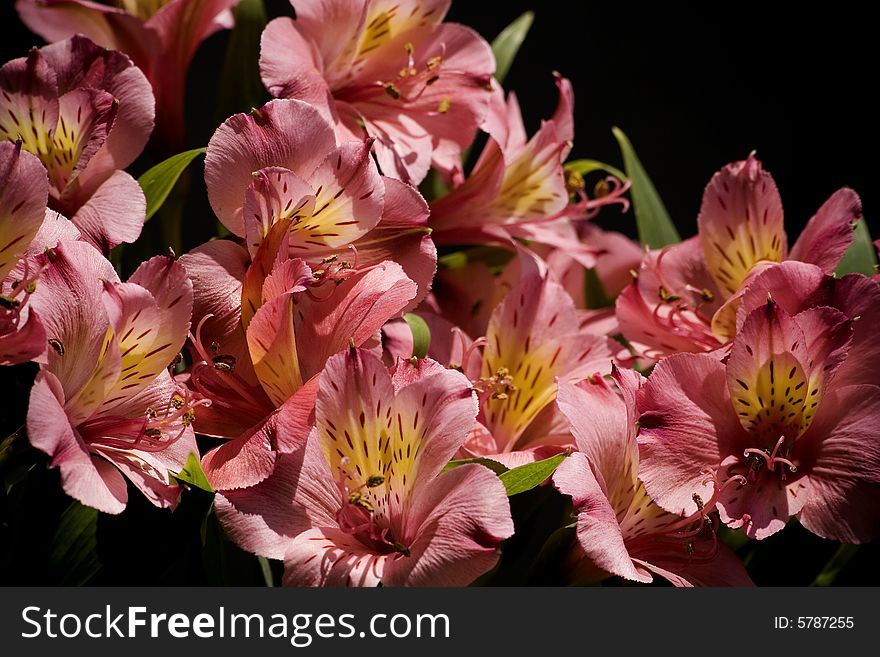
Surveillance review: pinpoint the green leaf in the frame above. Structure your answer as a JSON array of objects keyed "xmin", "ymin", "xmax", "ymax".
[
  {"xmin": 491, "ymin": 11, "xmax": 534, "ymax": 84},
  {"xmin": 215, "ymin": 0, "xmax": 269, "ymax": 123},
  {"xmin": 442, "ymin": 457, "xmax": 509, "ymax": 476},
  {"xmin": 173, "ymin": 451, "xmax": 215, "ymax": 494},
  {"xmin": 612, "ymin": 127, "xmax": 681, "ymax": 248},
  {"xmin": 258, "ymin": 556, "xmax": 275, "ymax": 587},
  {"xmin": 139, "ymin": 147, "xmax": 206, "ymax": 222},
  {"xmin": 564, "ymin": 159, "xmax": 627, "ymax": 183},
  {"xmin": 498, "ymin": 451, "xmax": 568, "ymax": 496},
  {"xmin": 48, "ymin": 502, "xmax": 101, "ymax": 586},
  {"xmin": 835, "ymin": 218, "xmax": 877, "ymax": 276},
  {"xmin": 403, "ymin": 312, "xmax": 431, "ymax": 359},
  {"xmin": 811, "ymin": 543, "xmax": 860, "ymax": 587}
]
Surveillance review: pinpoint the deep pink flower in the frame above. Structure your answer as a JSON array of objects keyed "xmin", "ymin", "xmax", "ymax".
[
  {"xmin": 553, "ymin": 366, "xmax": 752, "ymax": 586},
  {"xmin": 26, "ymin": 240, "xmax": 199, "ymax": 514},
  {"xmin": 637, "ymin": 296, "xmax": 880, "ymax": 542},
  {"xmin": 616, "ymin": 156, "xmax": 861, "ymax": 360},
  {"xmin": 215, "ymin": 348, "xmax": 514, "ymax": 586},
  {"xmin": 259, "ymin": 0, "xmax": 495, "ymax": 185},
  {"xmin": 0, "ymin": 35, "xmax": 154, "ymax": 251},
  {"xmin": 178, "ymin": 216, "xmax": 418, "ymax": 489},
  {"xmin": 16, "ymin": 0, "xmax": 237, "ymax": 152},
  {"xmin": 0, "ymin": 142, "xmax": 50, "ymax": 365},
  {"xmin": 205, "ymin": 98, "xmax": 436, "ymax": 304}
]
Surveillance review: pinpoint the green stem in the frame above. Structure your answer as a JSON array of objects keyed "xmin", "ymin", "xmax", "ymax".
[{"xmin": 811, "ymin": 544, "xmax": 860, "ymax": 587}]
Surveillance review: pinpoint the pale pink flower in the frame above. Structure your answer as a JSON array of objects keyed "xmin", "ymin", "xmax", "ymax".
[
  {"xmin": 553, "ymin": 366, "xmax": 753, "ymax": 586},
  {"xmin": 457, "ymin": 249, "xmax": 613, "ymax": 464},
  {"xmin": 616, "ymin": 156, "xmax": 861, "ymax": 360},
  {"xmin": 205, "ymin": 98, "xmax": 436, "ymax": 305},
  {"xmin": 178, "ymin": 215, "xmax": 418, "ymax": 489},
  {"xmin": 429, "ymin": 75, "xmax": 626, "ymax": 259},
  {"xmin": 26, "ymin": 240, "xmax": 199, "ymax": 514},
  {"xmin": 637, "ymin": 295, "xmax": 880, "ymax": 542},
  {"xmin": 259, "ymin": 0, "xmax": 495, "ymax": 185},
  {"xmin": 0, "ymin": 142, "xmax": 50, "ymax": 364},
  {"xmin": 16, "ymin": 0, "xmax": 237, "ymax": 151},
  {"xmin": 0, "ymin": 35, "xmax": 154, "ymax": 251},
  {"xmin": 215, "ymin": 348, "xmax": 514, "ymax": 586}
]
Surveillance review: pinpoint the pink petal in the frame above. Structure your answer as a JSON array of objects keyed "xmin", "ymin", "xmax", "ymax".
[
  {"xmin": 216, "ymin": 434, "xmax": 338, "ymax": 560},
  {"xmin": 718, "ymin": 468, "xmax": 798, "ymax": 540},
  {"xmin": 259, "ymin": 17, "xmax": 335, "ymax": 121},
  {"xmin": 0, "ymin": 142, "xmax": 48, "ymax": 282},
  {"xmin": 307, "ymin": 177, "xmax": 435, "ymax": 311},
  {"xmin": 387, "ymin": 463, "xmax": 513, "ymax": 587},
  {"xmin": 247, "ymin": 292, "xmax": 304, "ymax": 407},
  {"xmin": 28, "ymin": 239, "xmax": 119, "ymax": 400},
  {"xmin": 0, "ymin": 48, "xmax": 60, "ymax": 166},
  {"xmin": 823, "ymin": 273, "xmax": 880, "ymax": 388},
  {"xmin": 556, "ymin": 378, "xmax": 634, "ymax": 493},
  {"xmin": 788, "ymin": 188, "xmax": 860, "ymax": 272},
  {"xmin": 27, "ymin": 370, "xmax": 128, "ymax": 514},
  {"xmin": 289, "ymin": 139, "xmax": 384, "ymax": 250},
  {"xmin": 632, "ymin": 542, "xmax": 754, "ymax": 587},
  {"xmin": 178, "ymin": 239, "xmax": 257, "ymax": 386},
  {"xmin": 15, "ymin": 1, "xmax": 150, "ymax": 62},
  {"xmin": 205, "ymin": 99, "xmax": 336, "ymax": 236},
  {"xmin": 796, "ymin": 383, "xmax": 880, "ymax": 543},
  {"xmin": 50, "ymin": 86, "xmax": 117, "ymax": 196},
  {"xmin": 96, "ymin": 255, "xmax": 192, "ymax": 405},
  {"xmin": 243, "ymin": 167, "xmax": 314, "ymax": 257},
  {"xmin": 698, "ymin": 155, "xmax": 786, "ymax": 297},
  {"xmin": 283, "ymin": 527, "xmax": 389, "ymax": 587},
  {"xmin": 637, "ymin": 353, "xmax": 741, "ymax": 516},
  {"xmin": 0, "ymin": 301, "xmax": 46, "ymax": 365},
  {"xmin": 293, "ymin": 261, "xmax": 417, "ymax": 381},
  {"xmin": 481, "ymin": 248, "xmax": 612, "ymax": 449},
  {"xmin": 70, "ymin": 170, "xmax": 145, "ymax": 252},
  {"xmin": 40, "ymin": 35, "xmax": 155, "ymax": 186},
  {"xmin": 202, "ymin": 412, "xmax": 278, "ymax": 491},
  {"xmin": 553, "ymin": 452, "xmax": 651, "ymax": 583}
]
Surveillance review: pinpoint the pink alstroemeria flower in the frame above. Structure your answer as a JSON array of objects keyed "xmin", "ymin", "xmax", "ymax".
[
  {"xmin": 0, "ymin": 142, "xmax": 50, "ymax": 365},
  {"xmin": 0, "ymin": 35, "xmax": 154, "ymax": 251},
  {"xmin": 26, "ymin": 240, "xmax": 200, "ymax": 514},
  {"xmin": 260, "ymin": 0, "xmax": 495, "ymax": 185},
  {"xmin": 430, "ymin": 75, "xmax": 626, "ymax": 259},
  {"xmin": 553, "ymin": 366, "xmax": 753, "ymax": 586},
  {"xmin": 457, "ymin": 249, "xmax": 613, "ymax": 464},
  {"xmin": 215, "ymin": 348, "xmax": 514, "ymax": 586},
  {"xmin": 179, "ymin": 216, "xmax": 418, "ymax": 490},
  {"xmin": 616, "ymin": 155, "xmax": 862, "ymax": 360},
  {"xmin": 205, "ymin": 98, "xmax": 436, "ymax": 304},
  {"xmin": 637, "ymin": 296, "xmax": 880, "ymax": 542},
  {"xmin": 16, "ymin": 0, "xmax": 237, "ymax": 152}
]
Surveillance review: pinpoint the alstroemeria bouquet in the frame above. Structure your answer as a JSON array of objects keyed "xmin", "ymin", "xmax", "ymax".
[{"xmin": 1, "ymin": 0, "xmax": 877, "ymax": 588}]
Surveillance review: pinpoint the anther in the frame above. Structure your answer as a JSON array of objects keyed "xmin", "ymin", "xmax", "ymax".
[{"xmin": 48, "ymin": 338, "xmax": 64, "ymax": 356}]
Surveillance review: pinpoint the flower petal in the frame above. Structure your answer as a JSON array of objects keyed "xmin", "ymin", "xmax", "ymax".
[
  {"xmin": 796, "ymin": 384, "xmax": 880, "ymax": 543},
  {"xmin": 387, "ymin": 462, "xmax": 513, "ymax": 587},
  {"xmin": 637, "ymin": 352, "xmax": 743, "ymax": 516},
  {"xmin": 27, "ymin": 370, "xmax": 128, "ymax": 514},
  {"xmin": 698, "ymin": 156, "xmax": 786, "ymax": 297},
  {"xmin": 788, "ymin": 188, "xmax": 860, "ymax": 273},
  {"xmin": 205, "ymin": 99, "xmax": 336, "ymax": 236}
]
